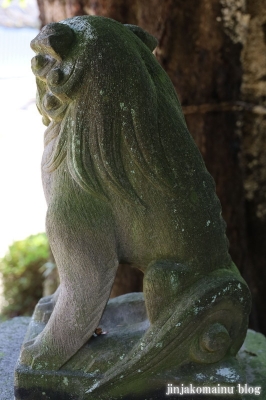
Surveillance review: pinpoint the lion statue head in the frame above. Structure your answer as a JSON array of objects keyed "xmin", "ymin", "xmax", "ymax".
[{"xmin": 31, "ymin": 16, "xmax": 205, "ymax": 207}]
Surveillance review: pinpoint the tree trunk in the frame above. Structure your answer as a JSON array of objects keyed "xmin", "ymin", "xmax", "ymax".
[
  {"xmin": 241, "ymin": 0, "xmax": 266, "ymax": 333},
  {"xmin": 36, "ymin": 0, "xmax": 266, "ymax": 333}
]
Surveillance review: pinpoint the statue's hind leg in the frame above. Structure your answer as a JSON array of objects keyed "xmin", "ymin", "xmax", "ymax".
[
  {"xmin": 90, "ymin": 259, "xmax": 250, "ymax": 399},
  {"xmin": 142, "ymin": 260, "xmax": 251, "ymax": 365},
  {"xmin": 20, "ymin": 189, "xmax": 119, "ymax": 371}
]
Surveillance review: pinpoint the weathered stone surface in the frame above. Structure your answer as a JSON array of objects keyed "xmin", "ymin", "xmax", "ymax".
[
  {"xmin": 237, "ymin": 329, "xmax": 266, "ymax": 394},
  {"xmin": 0, "ymin": 300, "xmax": 262, "ymax": 399},
  {"xmin": 16, "ymin": 15, "xmax": 251, "ymax": 399},
  {"xmin": 14, "ymin": 294, "xmax": 261, "ymax": 399}
]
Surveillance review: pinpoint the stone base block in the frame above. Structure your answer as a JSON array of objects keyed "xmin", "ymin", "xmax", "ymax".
[{"xmin": 13, "ymin": 293, "xmax": 263, "ymax": 400}]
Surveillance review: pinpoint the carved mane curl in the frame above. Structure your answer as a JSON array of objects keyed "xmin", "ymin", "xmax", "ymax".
[{"xmin": 41, "ymin": 16, "xmax": 205, "ymax": 205}]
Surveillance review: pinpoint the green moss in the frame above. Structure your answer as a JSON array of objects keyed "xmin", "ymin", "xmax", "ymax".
[{"xmin": 0, "ymin": 233, "xmax": 49, "ymax": 318}]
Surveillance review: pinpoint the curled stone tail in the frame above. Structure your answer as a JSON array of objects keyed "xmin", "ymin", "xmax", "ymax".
[{"xmin": 87, "ymin": 272, "xmax": 250, "ymax": 399}]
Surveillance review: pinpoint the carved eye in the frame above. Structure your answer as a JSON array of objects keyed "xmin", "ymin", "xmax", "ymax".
[
  {"xmin": 47, "ymin": 67, "xmax": 64, "ymax": 86},
  {"xmin": 43, "ymin": 93, "xmax": 61, "ymax": 110},
  {"xmin": 31, "ymin": 55, "xmax": 50, "ymax": 71}
]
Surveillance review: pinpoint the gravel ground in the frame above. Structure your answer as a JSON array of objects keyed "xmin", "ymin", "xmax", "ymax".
[{"xmin": 0, "ymin": 317, "xmax": 30, "ymax": 400}]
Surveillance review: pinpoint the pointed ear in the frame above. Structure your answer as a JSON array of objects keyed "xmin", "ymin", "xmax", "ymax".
[
  {"xmin": 31, "ymin": 22, "xmax": 75, "ymax": 61},
  {"xmin": 124, "ymin": 24, "xmax": 158, "ymax": 51}
]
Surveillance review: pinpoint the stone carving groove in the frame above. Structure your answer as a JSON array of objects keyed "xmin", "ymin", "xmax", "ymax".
[{"xmin": 15, "ymin": 15, "xmax": 251, "ymax": 400}]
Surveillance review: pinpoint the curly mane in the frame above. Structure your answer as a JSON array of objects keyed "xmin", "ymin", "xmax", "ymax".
[{"xmin": 42, "ymin": 16, "xmax": 205, "ymax": 205}]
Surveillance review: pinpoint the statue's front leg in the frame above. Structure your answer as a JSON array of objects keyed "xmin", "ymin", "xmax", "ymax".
[{"xmin": 20, "ymin": 195, "xmax": 118, "ymax": 371}]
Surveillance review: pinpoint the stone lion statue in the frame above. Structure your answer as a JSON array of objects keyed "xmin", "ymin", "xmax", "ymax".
[{"xmin": 19, "ymin": 16, "xmax": 250, "ymax": 398}]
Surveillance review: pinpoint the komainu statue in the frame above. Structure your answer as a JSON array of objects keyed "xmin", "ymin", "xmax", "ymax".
[{"xmin": 15, "ymin": 15, "xmax": 251, "ymax": 400}]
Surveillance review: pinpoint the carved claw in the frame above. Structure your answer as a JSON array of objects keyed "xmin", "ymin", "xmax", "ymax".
[
  {"xmin": 33, "ymin": 301, "xmax": 54, "ymax": 324},
  {"xmin": 20, "ymin": 340, "xmax": 45, "ymax": 370},
  {"xmin": 20, "ymin": 331, "xmax": 62, "ymax": 371},
  {"xmin": 38, "ymin": 295, "xmax": 54, "ymax": 304},
  {"xmin": 33, "ymin": 293, "xmax": 58, "ymax": 323}
]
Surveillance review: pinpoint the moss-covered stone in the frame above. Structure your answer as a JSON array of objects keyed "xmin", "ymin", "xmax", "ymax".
[
  {"xmin": 237, "ymin": 329, "xmax": 266, "ymax": 394},
  {"xmin": 16, "ymin": 15, "xmax": 251, "ymax": 399},
  {"xmin": 14, "ymin": 294, "xmax": 264, "ymax": 399}
]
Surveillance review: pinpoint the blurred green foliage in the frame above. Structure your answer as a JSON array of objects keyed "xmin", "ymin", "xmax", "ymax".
[
  {"xmin": 0, "ymin": 233, "xmax": 49, "ymax": 318},
  {"xmin": 2, "ymin": 0, "xmax": 27, "ymax": 8}
]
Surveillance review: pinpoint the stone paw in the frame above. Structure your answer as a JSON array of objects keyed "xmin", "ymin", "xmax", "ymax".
[
  {"xmin": 20, "ymin": 337, "xmax": 59, "ymax": 370},
  {"xmin": 20, "ymin": 340, "xmax": 45, "ymax": 369},
  {"xmin": 33, "ymin": 296, "xmax": 55, "ymax": 323},
  {"xmin": 38, "ymin": 295, "xmax": 54, "ymax": 304}
]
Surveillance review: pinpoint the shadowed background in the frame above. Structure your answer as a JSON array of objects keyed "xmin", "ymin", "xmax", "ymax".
[{"xmin": 1, "ymin": 0, "xmax": 266, "ymax": 335}]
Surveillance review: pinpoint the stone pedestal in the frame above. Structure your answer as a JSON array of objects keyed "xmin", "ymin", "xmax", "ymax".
[{"xmin": 13, "ymin": 293, "xmax": 265, "ymax": 399}]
